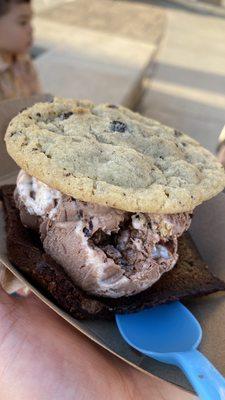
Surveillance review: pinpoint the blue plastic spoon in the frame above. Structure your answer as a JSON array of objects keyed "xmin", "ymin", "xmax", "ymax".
[{"xmin": 116, "ymin": 301, "xmax": 225, "ymax": 399}]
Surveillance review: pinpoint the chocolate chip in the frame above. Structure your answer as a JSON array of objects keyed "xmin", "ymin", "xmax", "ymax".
[
  {"xmin": 89, "ymin": 220, "xmax": 93, "ymax": 231},
  {"xmin": 102, "ymin": 244, "xmax": 123, "ymax": 262},
  {"xmin": 174, "ymin": 130, "xmax": 182, "ymax": 137},
  {"xmin": 78, "ymin": 210, "xmax": 83, "ymax": 218},
  {"xmin": 60, "ymin": 112, "xmax": 73, "ymax": 120},
  {"xmin": 182, "ymin": 142, "xmax": 187, "ymax": 147},
  {"xmin": 119, "ymin": 258, "xmax": 128, "ymax": 267},
  {"xmin": 41, "ymin": 149, "xmax": 51, "ymax": 158},
  {"xmin": 83, "ymin": 227, "xmax": 91, "ymax": 237},
  {"xmin": 36, "ymin": 113, "xmax": 41, "ymax": 117},
  {"xmin": 91, "ymin": 229, "xmax": 110, "ymax": 245},
  {"xmin": 110, "ymin": 120, "xmax": 127, "ymax": 133},
  {"xmin": 30, "ymin": 190, "xmax": 35, "ymax": 199},
  {"xmin": 108, "ymin": 104, "xmax": 118, "ymax": 109}
]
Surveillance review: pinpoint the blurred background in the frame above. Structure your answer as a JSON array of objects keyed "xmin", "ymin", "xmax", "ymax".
[
  {"xmin": 32, "ymin": 0, "xmax": 225, "ymax": 153},
  {"xmin": 3, "ymin": 0, "xmax": 225, "ymax": 153}
]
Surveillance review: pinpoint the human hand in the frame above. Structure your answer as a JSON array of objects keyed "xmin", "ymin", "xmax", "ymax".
[{"xmin": 0, "ymin": 285, "xmax": 196, "ymax": 400}]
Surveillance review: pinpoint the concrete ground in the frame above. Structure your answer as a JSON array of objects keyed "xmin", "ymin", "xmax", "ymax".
[
  {"xmin": 33, "ymin": 0, "xmax": 165, "ymax": 108},
  {"xmin": 137, "ymin": 1, "xmax": 225, "ymax": 153},
  {"xmin": 33, "ymin": 0, "xmax": 225, "ymax": 153},
  {"xmin": 37, "ymin": 0, "xmax": 165, "ymax": 44}
]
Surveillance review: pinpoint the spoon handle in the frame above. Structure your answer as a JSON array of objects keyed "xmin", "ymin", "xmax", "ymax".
[{"xmin": 175, "ymin": 350, "xmax": 225, "ymax": 400}]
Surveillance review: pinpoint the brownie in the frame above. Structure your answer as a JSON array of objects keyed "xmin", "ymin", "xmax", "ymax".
[{"xmin": 1, "ymin": 185, "xmax": 225, "ymax": 320}]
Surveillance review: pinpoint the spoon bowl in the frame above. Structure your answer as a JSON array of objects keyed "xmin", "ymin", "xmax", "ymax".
[
  {"xmin": 116, "ymin": 301, "xmax": 225, "ymax": 399},
  {"xmin": 117, "ymin": 302, "xmax": 201, "ymax": 359}
]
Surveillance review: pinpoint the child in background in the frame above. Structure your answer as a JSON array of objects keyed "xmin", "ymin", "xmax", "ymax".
[
  {"xmin": 0, "ymin": 0, "xmax": 40, "ymax": 101},
  {"xmin": 0, "ymin": 0, "xmax": 40, "ymax": 295}
]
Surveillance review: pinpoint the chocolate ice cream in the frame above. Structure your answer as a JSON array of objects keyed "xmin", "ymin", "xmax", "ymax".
[{"xmin": 14, "ymin": 170, "xmax": 191, "ymax": 298}]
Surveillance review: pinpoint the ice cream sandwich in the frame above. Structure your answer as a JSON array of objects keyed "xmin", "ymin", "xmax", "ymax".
[{"xmin": 3, "ymin": 98, "xmax": 225, "ymax": 317}]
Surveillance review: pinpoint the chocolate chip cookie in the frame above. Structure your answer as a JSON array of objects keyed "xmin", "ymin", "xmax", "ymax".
[{"xmin": 5, "ymin": 98, "xmax": 225, "ymax": 213}]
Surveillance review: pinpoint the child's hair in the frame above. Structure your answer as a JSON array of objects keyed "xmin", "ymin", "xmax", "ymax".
[{"xmin": 0, "ymin": 0, "xmax": 31, "ymax": 17}]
